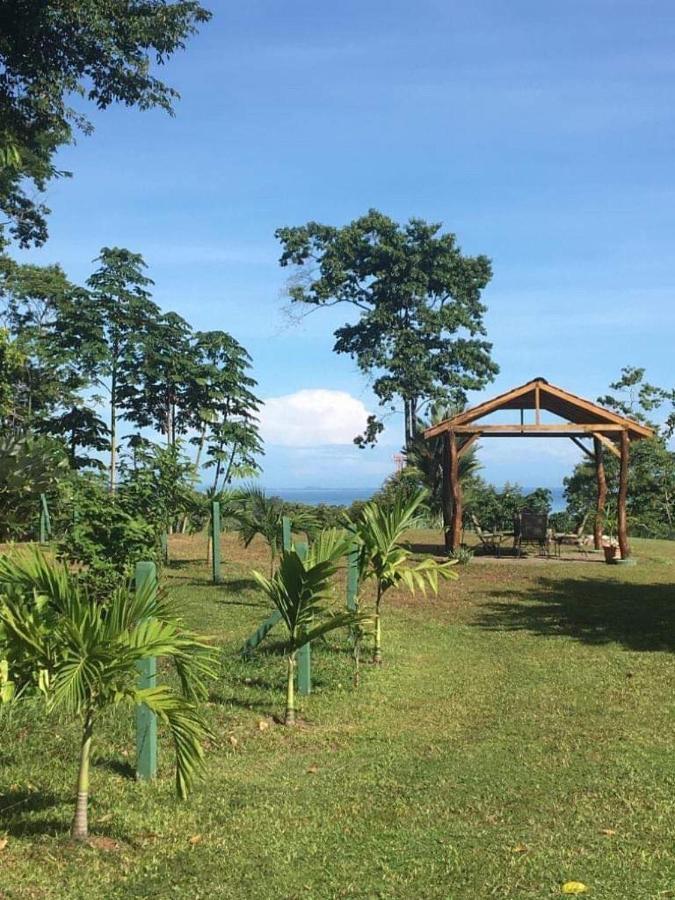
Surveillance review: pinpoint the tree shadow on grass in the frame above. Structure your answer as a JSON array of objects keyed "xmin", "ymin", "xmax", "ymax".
[
  {"xmin": 0, "ymin": 789, "xmax": 66, "ymax": 837},
  {"xmin": 474, "ymin": 576, "xmax": 675, "ymax": 652},
  {"xmin": 93, "ymin": 756, "xmax": 135, "ymax": 780}
]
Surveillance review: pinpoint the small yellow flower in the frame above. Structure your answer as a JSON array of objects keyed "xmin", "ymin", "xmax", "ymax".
[{"xmin": 562, "ymin": 882, "xmax": 589, "ymax": 895}]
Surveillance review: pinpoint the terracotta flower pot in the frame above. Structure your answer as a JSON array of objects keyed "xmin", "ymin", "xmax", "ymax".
[{"xmin": 603, "ymin": 545, "xmax": 618, "ymax": 564}]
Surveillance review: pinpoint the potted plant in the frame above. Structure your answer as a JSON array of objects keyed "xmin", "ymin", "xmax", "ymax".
[{"xmin": 600, "ymin": 502, "xmax": 619, "ymax": 564}]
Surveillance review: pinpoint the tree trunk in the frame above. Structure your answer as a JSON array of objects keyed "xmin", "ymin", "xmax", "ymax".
[
  {"xmin": 109, "ymin": 368, "xmax": 117, "ymax": 494},
  {"xmin": 352, "ymin": 634, "xmax": 361, "ymax": 687},
  {"xmin": 593, "ymin": 436, "xmax": 607, "ymax": 551},
  {"xmin": 618, "ymin": 429, "xmax": 630, "ymax": 559},
  {"xmin": 372, "ymin": 589, "xmax": 383, "ymax": 664},
  {"xmin": 71, "ymin": 710, "xmax": 94, "ymax": 841},
  {"xmin": 285, "ymin": 653, "xmax": 296, "ymax": 725}
]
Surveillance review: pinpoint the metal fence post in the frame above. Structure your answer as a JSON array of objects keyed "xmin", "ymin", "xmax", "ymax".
[{"xmin": 135, "ymin": 561, "xmax": 158, "ymax": 782}]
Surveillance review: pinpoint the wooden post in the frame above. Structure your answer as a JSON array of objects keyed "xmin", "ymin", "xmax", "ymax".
[
  {"xmin": 442, "ymin": 432, "xmax": 452, "ymax": 552},
  {"xmin": 593, "ymin": 436, "xmax": 607, "ymax": 551},
  {"xmin": 135, "ymin": 561, "xmax": 158, "ymax": 782},
  {"xmin": 211, "ymin": 501, "xmax": 221, "ymax": 584},
  {"xmin": 618, "ymin": 430, "xmax": 630, "ymax": 559},
  {"xmin": 449, "ymin": 431, "xmax": 462, "ymax": 552},
  {"xmin": 295, "ymin": 540, "xmax": 311, "ymax": 695}
]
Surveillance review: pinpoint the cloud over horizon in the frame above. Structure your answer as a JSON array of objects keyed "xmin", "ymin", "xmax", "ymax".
[{"xmin": 259, "ymin": 389, "xmax": 371, "ymax": 448}]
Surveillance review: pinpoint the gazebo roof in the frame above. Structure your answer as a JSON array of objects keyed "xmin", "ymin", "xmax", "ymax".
[{"xmin": 424, "ymin": 377, "xmax": 654, "ymax": 445}]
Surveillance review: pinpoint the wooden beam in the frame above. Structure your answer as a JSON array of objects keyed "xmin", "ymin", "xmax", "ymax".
[
  {"xmin": 424, "ymin": 380, "xmax": 539, "ymax": 437},
  {"xmin": 593, "ymin": 436, "xmax": 607, "ymax": 552},
  {"xmin": 449, "ymin": 431, "xmax": 462, "ymax": 553},
  {"xmin": 618, "ymin": 429, "xmax": 630, "ymax": 559},
  {"xmin": 592, "ymin": 431, "xmax": 621, "ymax": 459},
  {"xmin": 441, "ymin": 432, "xmax": 452, "ymax": 552},
  {"xmin": 541, "ymin": 381, "xmax": 654, "ymax": 439},
  {"xmin": 453, "ymin": 423, "xmax": 626, "ymax": 434},
  {"xmin": 569, "ymin": 436, "xmax": 594, "ymax": 460},
  {"xmin": 535, "ymin": 383, "xmax": 541, "ymax": 425},
  {"xmin": 458, "ymin": 433, "xmax": 479, "ymax": 457}
]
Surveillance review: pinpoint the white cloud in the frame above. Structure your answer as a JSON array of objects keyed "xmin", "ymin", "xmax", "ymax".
[{"xmin": 260, "ymin": 389, "xmax": 370, "ymax": 447}]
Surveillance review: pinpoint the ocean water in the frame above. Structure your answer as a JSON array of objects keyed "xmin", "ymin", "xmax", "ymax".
[
  {"xmin": 267, "ymin": 487, "xmax": 378, "ymax": 506},
  {"xmin": 266, "ymin": 485, "xmax": 567, "ymax": 511}
]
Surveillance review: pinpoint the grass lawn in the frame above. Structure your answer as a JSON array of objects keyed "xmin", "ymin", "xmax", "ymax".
[{"xmin": 1, "ymin": 531, "xmax": 674, "ymax": 899}]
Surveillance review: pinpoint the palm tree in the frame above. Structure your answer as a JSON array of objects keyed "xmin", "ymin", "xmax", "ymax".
[
  {"xmin": 0, "ymin": 551, "xmax": 214, "ymax": 840},
  {"xmin": 355, "ymin": 490, "xmax": 457, "ymax": 665},
  {"xmin": 252, "ymin": 550, "xmax": 369, "ymax": 724},
  {"xmin": 236, "ymin": 486, "xmax": 318, "ymax": 574}
]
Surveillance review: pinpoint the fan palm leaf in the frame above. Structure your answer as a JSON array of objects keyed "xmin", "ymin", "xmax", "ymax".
[{"xmin": 0, "ymin": 550, "xmax": 215, "ymax": 839}]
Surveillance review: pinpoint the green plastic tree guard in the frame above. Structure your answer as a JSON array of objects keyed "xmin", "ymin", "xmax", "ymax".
[
  {"xmin": 135, "ymin": 561, "xmax": 158, "ymax": 782},
  {"xmin": 295, "ymin": 540, "xmax": 311, "ymax": 695},
  {"xmin": 281, "ymin": 515, "xmax": 292, "ymax": 553},
  {"xmin": 239, "ymin": 516, "xmax": 298, "ymax": 657},
  {"xmin": 346, "ymin": 544, "xmax": 359, "ymax": 611},
  {"xmin": 38, "ymin": 493, "xmax": 51, "ymax": 544},
  {"xmin": 160, "ymin": 532, "xmax": 169, "ymax": 565},
  {"xmin": 211, "ymin": 501, "xmax": 221, "ymax": 584}
]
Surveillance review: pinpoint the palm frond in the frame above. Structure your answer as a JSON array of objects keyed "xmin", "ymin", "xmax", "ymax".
[{"xmin": 135, "ymin": 685, "xmax": 212, "ymax": 799}]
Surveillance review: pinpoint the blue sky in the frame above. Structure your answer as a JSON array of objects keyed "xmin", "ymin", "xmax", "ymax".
[{"xmin": 22, "ymin": 0, "xmax": 675, "ymax": 491}]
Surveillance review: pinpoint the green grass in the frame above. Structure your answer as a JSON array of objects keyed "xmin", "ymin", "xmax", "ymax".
[{"xmin": 1, "ymin": 532, "xmax": 674, "ymax": 898}]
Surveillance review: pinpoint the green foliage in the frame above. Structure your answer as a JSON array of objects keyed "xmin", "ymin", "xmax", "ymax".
[
  {"xmin": 353, "ymin": 490, "xmax": 458, "ymax": 662},
  {"xmin": 252, "ymin": 548, "xmax": 368, "ymax": 723},
  {"xmin": 0, "ymin": 432, "xmax": 69, "ymax": 540},
  {"xmin": 450, "ymin": 546, "xmax": 474, "ymax": 565},
  {"xmin": 0, "ymin": 551, "xmax": 214, "ymax": 838},
  {"xmin": 57, "ymin": 475, "xmax": 158, "ymax": 597},
  {"xmin": 276, "ymin": 209, "xmax": 497, "ymax": 448},
  {"xmin": 190, "ymin": 330, "xmax": 262, "ymax": 490},
  {"xmin": 564, "ymin": 368, "xmax": 675, "ymax": 538},
  {"xmin": 235, "ymin": 487, "xmax": 319, "ymax": 573},
  {"xmin": 121, "ymin": 440, "xmax": 199, "ymax": 535},
  {"xmin": 0, "ymin": 0, "xmax": 211, "ymax": 248},
  {"xmin": 466, "ymin": 479, "xmax": 553, "ymax": 531}
]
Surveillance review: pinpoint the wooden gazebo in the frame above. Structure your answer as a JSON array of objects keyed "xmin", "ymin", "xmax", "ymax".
[{"xmin": 424, "ymin": 378, "xmax": 654, "ymax": 559}]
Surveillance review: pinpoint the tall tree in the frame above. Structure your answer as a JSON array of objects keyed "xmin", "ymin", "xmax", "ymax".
[
  {"xmin": 189, "ymin": 330, "xmax": 262, "ymax": 490},
  {"xmin": 0, "ymin": 0, "xmax": 211, "ymax": 249},
  {"xmin": 276, "ymin": 209, "xmax": 497, "ymax": 449},
  {"xmin": 564, "ymin": 368, "xmax": 675, "ymax": 538},
  {"xmin": 122, "ymin": 311, "xmax": 195, "ymax": 448},
  {"xmin": 0, "ymin": 259, "xmax": 84, "ymax": 430},
  {"xmin": 75, "ymin": 248, "xmax": 160, "ymax": 491}
]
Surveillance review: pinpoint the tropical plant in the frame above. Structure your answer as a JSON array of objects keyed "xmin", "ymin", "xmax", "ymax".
[
  {"xmin": 0, "ymin": 432, "xmax": 69, "ymax": 540},
  {"xmin": 235, "ymin": 487, "xmax": 318, "ymax": 574},
  {"xmin": 0, "ymin": 551, "xmax": 214, "ymax": 840},
  {"xmin": 354, "ymin": 490, "xmax": 457, "ymax": 666},
  {"xmin": 58, "ymin": 475, "xmax": 158, "ymax": 598},
  {"xmin": 252, "ymin": 550, "xmax": 368, "ymax": 724}
]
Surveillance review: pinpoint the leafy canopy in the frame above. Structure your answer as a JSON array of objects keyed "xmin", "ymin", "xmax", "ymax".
[
  {"xmin": 0, "ymin": 0, "xmax": 211, "ymax": 248},
  {"xmin": 276, "ymin": 209, "xmax": 497, "ymax": 447}
]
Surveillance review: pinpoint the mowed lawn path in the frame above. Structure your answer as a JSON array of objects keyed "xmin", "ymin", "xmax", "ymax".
[{"xmin": 1, "ymin": 532, "xmax": 674, "ymax": 899}]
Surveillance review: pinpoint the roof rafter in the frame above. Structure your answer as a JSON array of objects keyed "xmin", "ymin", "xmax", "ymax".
[{"xmin": 424, "ymin": 378, "xmax": 654, "ymax": 442}]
